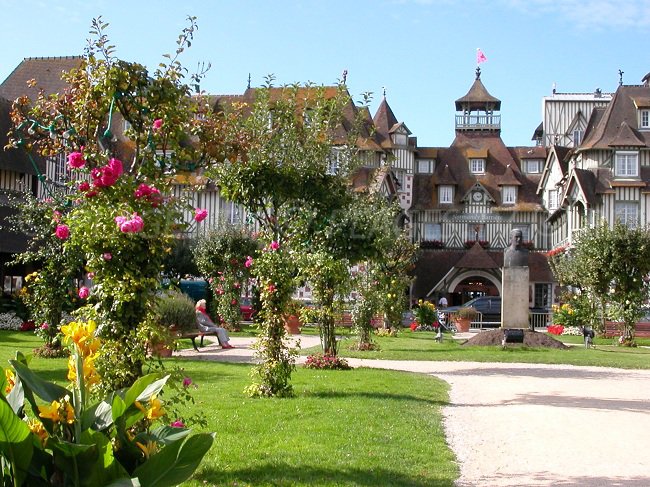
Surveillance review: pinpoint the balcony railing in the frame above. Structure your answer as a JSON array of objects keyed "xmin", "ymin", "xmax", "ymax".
[{"xmin": 455, "ymin": 114, "xmax": 501, "ymax": 131}]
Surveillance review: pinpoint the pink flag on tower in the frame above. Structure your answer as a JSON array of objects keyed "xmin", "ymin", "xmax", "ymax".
[{"xmin": 476, "ymin": 48, "xmax": 487, "ymax": 64}]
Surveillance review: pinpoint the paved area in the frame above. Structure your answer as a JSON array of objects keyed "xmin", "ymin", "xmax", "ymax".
[{"xmin": 175, "ymin": 334, "xmax": 650, "ymax": 486}]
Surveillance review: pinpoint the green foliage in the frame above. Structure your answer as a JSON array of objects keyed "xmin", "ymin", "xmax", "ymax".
[
  {"xmin": 154, "ymin": 290, "xmax": 197, "ymax": 333},
  {"xmin": 6, "ymin": 194, "xmax": 83, "ymax": 346},
  {"xmin": 0, "ymin": 324, "xmax": 213, "ymax": 486},
  {"xmin": 413, "ymin": 300, "xmax": 438, "ymax": 327},
  {"xmin": 549, "ymin": 222, "xmax": 650, "ymax": 342},
  {"xmin": 193, "ymin": 225, "xmax": 258, "ymax": 330},
  {"xmin": 7, "ymin": 17, "xmax": 227, "ymax": 392}
]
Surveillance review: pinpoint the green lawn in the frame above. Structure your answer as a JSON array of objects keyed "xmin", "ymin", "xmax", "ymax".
[
  {"xmin": 1, "ymin": 331, "xmax": 457, "ymax": 486},
  {"xmin": 311, "ymin": 329, "xmax": 650, "ymax": 369}
]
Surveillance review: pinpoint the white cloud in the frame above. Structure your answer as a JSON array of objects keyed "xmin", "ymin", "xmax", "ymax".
[{"xmin": 501, "ymin": 0, "xmax": 650, "ymax": 28}]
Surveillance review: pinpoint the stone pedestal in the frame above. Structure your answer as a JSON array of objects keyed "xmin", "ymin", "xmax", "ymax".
[{"xmin": 501, "ymin": 267, "xmax": 529, "ymax": 329}]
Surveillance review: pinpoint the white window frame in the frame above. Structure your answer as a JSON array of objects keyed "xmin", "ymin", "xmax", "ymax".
[
  {"xmin": 548, "ymin": 189, "xmax": 559, "ymax": 211},
  {"xmin": 615, "ymin": 151, "xmax": 639, "ymax": 178},
  {"xmin": 417, "ymin": 159, "xmax": 434, "ymax": 174},
  {"xmin": 502, "ymin": 185, "xmax": 517, "ymax": 204},
  {"xmin": 524, "ymin": 159, "xmax": 541, "ymax": 174},
  {"xmin": 615, "ymin": 201, "xmax": 639, "ymax": 227},
  {"xmin": 467, "ymin": 223, "xmax": 486, "ymax": 241},
  {"xmin": 469, "ymin": 158, "xmax": 485, "ymax": 174},
  {"xmin": 423, "ymin": 223, "xmax": 442, "ymax": 242},
  {"xmin": 640, "ymin": 109, "xmax": 650, "ymax": 130},
  {"xmin": 573, "ymin": 128, "xmax": 583, "ymax": 146},
  {"xmin": 392, "ymin": 133, "xmax": 408, "ymax": 146},
  {"xmin": 439, "ymin": 185, "xmax": 453, "ymax": 204}
]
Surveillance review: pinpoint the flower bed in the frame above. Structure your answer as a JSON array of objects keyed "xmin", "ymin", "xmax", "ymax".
[
  {"xmin": 304, "ymin": 353, "xmax": 351, "ymax": 370},
  {"xmin": 0, "ymin": 312, "xmax": 23, "ymax": 331}
]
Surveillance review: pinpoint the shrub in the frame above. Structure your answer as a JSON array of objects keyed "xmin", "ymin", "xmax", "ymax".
[
  {"xmin": 155, "ymin": 291, "xmax": 197, "ymax": 333},
  {"xmin": 304, "ymin": 353, "xmax": 351, "ymax": 370}
]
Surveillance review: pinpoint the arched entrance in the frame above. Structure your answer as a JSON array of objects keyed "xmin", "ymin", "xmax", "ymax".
[{"xmin": 447, "ymin": 271, "xmax": 501, "ymax": 306}]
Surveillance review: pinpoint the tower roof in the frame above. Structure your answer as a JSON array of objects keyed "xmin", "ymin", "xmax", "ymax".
[{"xmin": 455, "ymin": 68, "xmax": 501, "ymax": 111}]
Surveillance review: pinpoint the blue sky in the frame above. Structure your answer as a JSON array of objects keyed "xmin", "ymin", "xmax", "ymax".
[{"xmin": 0, "ymin": 0, "xmax": 648, "ymax": 147}]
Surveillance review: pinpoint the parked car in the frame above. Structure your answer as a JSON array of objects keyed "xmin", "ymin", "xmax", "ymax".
[
  {"xmin": 240, "ymin": 297, "xmax": 255, "ymax": 321},
  {"xmin": 445, "ymin": 296, "xmax": 502, "ymax": 326}
]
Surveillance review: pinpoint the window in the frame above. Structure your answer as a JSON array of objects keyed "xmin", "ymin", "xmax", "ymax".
[
  {"xmin": 417, "ymin": 159, "xmax": 434, "ymax": 174},
  {"xmin": 640, "ymin": 110, "xmax": 649, "ymax": 129},
  {"xmin": 469, "ymin": 158, "xmax": 485, "ymax": 174},
  {"xmin": 524, "ymin": 159, "xmax": 541, "ymax": 174},
  {"xmin": 615, "ymin": 202, "xmax": 639, "ymax": 227},
  {"xmin": 392, "ymin": 133, "xmax": 408, "ymax": 145},
  {"xmin": 615, "ymin": 151, "xmax": 639, "ymax": 178},
  {"xmin": 50, "ymin": 153, "xmax": 69, "ymax": 184},
  {"xmin": 534, "ymin": 283, "xmax": 551, "ymax": 308},
  {"xmin": 439, "ymin": 185, "xmax": 453, "ymax": 204},
  {"xmin": 547, "ymin": 189, "xmax": 559, "ymax": 210},
  {"xmin": 502, "ymin": 185, "xmax": 517, "ymax": 204},
  {"xmin": 424, "ymin": 223, "xmax": 442, "ymax": 241},
  {"xmin": 573, "ymin": 129, "xmax": 583, "ymax": 146},
  {"xmin": 393, "ymin": 169, "xmax": 405, "ymax": 189},
  {"xmin": 328, "ymin": 148, "xmax": 345, "ymax": 175},
  {"xmin": 467, "ymin": 223, "xmax": 486, "ymax": 241}
]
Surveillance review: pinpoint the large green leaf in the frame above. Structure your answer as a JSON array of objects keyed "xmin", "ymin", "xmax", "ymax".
[
  {"xmin": 132, "ymin": 433, "xmax": 214, "ymax": 487},
  {"xmin": 83, "ymin": 400, "xmax": 113, "ymax": 432},
  {"xmin": 9, "ymin": 360, "xmax": 69, "ymax": 404},
  {"xmin": 149, "ymin": 425, "xmax": 191, "ymax": 446},
  {"xmin": 6, "ymin": 375, "xmax": 24, "ymax": 414},
  {"xmin": 134, "ymin": 375, "xmax": 169, "ymax": 402},
  {"xmin": 0, "ymin": 398, "xmax": 34, "ymax": 486}
]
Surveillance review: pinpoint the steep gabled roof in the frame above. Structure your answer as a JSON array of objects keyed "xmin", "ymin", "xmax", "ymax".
[
  {"xmin": 536, "ymin": 145, "xmax": 573, "ymax": 194},
  {"xmin": 0, "ymin": 56, "xmax": 83, "ymax": 102},
  {"xmin": 454, "ymin": 242, "xmax": 498, "ymax": 269},
  {"xmin": 580, "ymin": 84, "xmax": 650, "ymax": 150},
  {"xmin": 373, "ymin": 97, "xmax": 411, "ymax": 149}
]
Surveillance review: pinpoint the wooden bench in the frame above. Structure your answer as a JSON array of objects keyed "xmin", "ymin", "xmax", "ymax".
[
  {"xmin": 177, "ymin": 330, "xmax": 223, "ymax": 351},
  {"xmin": 604, "ymin": 321, "xmax": 650, "ymax": 338},
  {"xmin": 335, "ymin": 311, "xmax": 383, "ymax": 328}
]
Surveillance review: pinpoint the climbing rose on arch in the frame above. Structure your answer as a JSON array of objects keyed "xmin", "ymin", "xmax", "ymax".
[
  {"xmin": 55, "ymin": 224, "xmax": 70, "ymax": 240},
  {"xmin": 194, "ymin": 208, "xmax": 208, "ymax": 222},
  {"xmin": 67, "ymin": 152, "xmax": 86, "ymax": 169}
]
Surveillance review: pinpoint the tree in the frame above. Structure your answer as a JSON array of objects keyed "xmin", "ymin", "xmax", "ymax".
[
  {"xmin": 549, "ymin": 222, "xmax": 650, "ymax": 344},
  {"xmin": 193, "ymin": 225, "xmax": 258, "ymax": 330},
  {"xmin": 210, "ymin": 82, "xmax": 368, "ymax": 396},
  {"xmin": 8, "ymin": 17, "xmax": 221, "ymax": 390}
]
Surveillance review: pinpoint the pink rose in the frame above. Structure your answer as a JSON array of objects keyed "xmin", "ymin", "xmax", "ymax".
[
  {"xmin": 41, "ymin": 323, "xmax": 49, "ymax": 330},
  {"xmin": 267, "ymin": 283, "xmax": 276, "ymax": 293},
  {"xmin": 152, "ymin": 119, "xmax": 163, "ymax": 131},
  {"xmin": 194, "ymin": 208, "xmax": 208, "ymax": 222},
  {"xmin": 78, "ymin": 286, "xmax": 90, "ymax": 299},
  {"xmin": 245, "ymin": 256, "xmax": 253, "ymax": 268},
  {"xmin": 182, "ymin": 377, "xmax": 192, "ymax": 387},
  {"xmin": 269, "ymin": 241, "xmax": 280, "ymax": 250},
  {"xmin": 103, "ymin": 252, "xmax": 112, "ymax": 260},
  {"xmin": 87, "ymin": 272, "xmax": 95, "ymax": 279},
  {"xmin": 55, "ymin": 224, "xmax": 70, "ymax": 240},
  {"xmin": 170, "ymin": 420, "xmax": 185, "ymax": 428},
  {"xmin": 67, "ymin": 152, "xmax": 86, "ymax": 169},
  {"xmin": 52, "ymin": 210, "xmax": 62, "ymax": 222},
  {"xmin": 78, "ymin": 181, "xmax": 90, "ymax": 192}
]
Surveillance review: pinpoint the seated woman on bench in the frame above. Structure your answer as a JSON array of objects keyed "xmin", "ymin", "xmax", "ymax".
[{"xmin": 195, "ymin": 299, "xmax": 234, "ymax": 349}]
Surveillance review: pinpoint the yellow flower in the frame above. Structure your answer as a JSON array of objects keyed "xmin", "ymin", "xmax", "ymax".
[
  {"xmin": 4, "ymin": 368, "xmax": 15, "ymax": 394},
  {"xmin": 135, "ymin": 394, "xmax": 165, "ymax": 421},
  {"xmin": 136, "ymin": 440, "xmax": 158, "ymax": 459},
  {"xmin": 61, "ymin": 320, "xmax": 100, "ymax": 357},
  {"xmin": 67, "ymin": 353, "xmax": 101, "ymax": 386},
  {"xmin": 39, "ymin": 400, "xmax": 62, "ymax": 423},
  {"xmin": 38, "ymin": 396, "xmax": 75, "ymax": 424},
  {"xmin": 27, "ymin": 419, "xmax": 49, "ymax": 447}
]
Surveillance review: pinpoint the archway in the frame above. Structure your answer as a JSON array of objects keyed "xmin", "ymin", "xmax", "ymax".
[{"xmin": 447, "ymin": 270, "xmax": 501, "ymax": 306}]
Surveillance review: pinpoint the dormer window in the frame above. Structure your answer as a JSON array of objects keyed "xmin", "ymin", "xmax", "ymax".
[
  {"xmin": 502, "ymin": 185, "xmax": 517, "ymax": 204},
  {"xmin": 439, "ymin": 185, "xmax": 454, "ymax": 204},
  {"xmin": 640, "ymin": 110, "xmax": 650, "ymax": 130},
  {"xmin": 614, "ymin": 151, "xmax": 639, "ymax": 178},
  {"xmin": 469, "ymin": 158, "xmax": 485, "ymax": 174},
  {"xmin": 392, "ymin": 133, "xmax": 408, "ymax": 145},
  {"xmin": 523, "ymin": 159, "xmax": 542, "ymax": 174},
  {"xmin": 417, "ymin": 159, "xmax": 435, "ymax": 174}
]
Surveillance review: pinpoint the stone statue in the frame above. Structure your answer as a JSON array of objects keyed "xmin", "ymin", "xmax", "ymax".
[{"xmin": 504, "ymin": 228, "xmax": 529, "ymax": 267}]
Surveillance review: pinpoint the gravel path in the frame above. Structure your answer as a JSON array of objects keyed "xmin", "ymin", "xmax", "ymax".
[{"xmin": 177, "ymin": 336, "xmax": 650, "ymax": 486}]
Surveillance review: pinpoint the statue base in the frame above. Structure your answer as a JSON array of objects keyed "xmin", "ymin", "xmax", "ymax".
[{"xmin": 501, "ymin": 266, "xmax": 529, "ymax": 329}]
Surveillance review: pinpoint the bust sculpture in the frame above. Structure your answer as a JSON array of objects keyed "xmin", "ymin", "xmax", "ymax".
[{"xmin": 503, "ymin": 228, "xmax": 529, "ymax": 267}]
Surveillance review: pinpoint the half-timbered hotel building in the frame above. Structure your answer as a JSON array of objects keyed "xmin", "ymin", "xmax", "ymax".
[{"xmin": 3, "ymin": 55, "xmax": 650, "ymax": 314}]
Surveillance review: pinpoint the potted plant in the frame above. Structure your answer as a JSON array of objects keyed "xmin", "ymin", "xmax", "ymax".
[
  {"xmin": 151, "ymin": 290, "xmax": 198, "ymax": 356},
  {"xmin": 455, "ymin": 306, "xmax": 478, "ymax": 332},
  {"xmin": 284, "ymin": 299, "xmax": 304, "ymax": 335}
]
